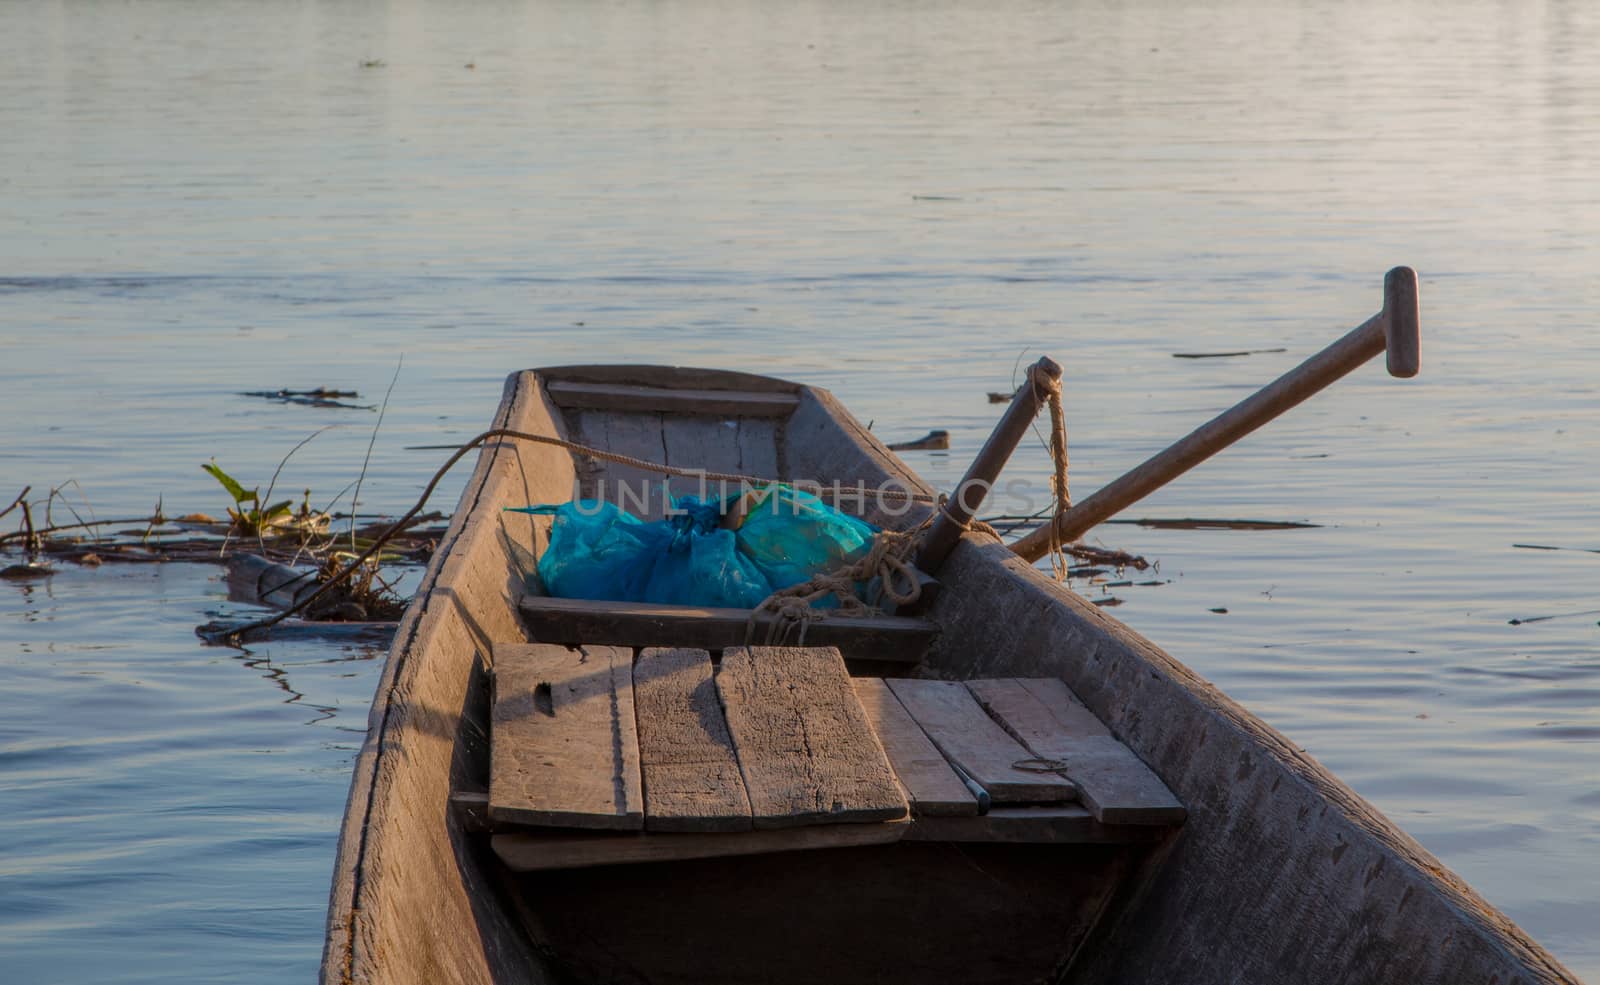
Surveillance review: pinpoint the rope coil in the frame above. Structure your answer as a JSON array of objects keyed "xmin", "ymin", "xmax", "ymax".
[{"xmin": 745, "ymin": 518, "xmax": 929, "ymax": 646}]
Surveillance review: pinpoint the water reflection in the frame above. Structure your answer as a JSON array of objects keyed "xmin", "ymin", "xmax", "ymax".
[{"xmin": 230, "ymin": 642, "xmax": 384, "ymax": 727}]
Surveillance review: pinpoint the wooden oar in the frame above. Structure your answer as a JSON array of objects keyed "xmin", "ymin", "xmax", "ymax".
[
  {"xmin": 1010, "ymin": 266, "xmax": 1420, "ymax": 564},
  {"xmin": 914, "ymin": 356, "xmax": 1063, "ymax": 576}
]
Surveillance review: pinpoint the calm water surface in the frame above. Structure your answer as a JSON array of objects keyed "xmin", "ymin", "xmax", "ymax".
[{"xmin": 3, "ymin": 1, "xmax": 1597, "ymax": 981}]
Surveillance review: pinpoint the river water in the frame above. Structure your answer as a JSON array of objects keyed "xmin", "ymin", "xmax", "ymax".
[{"xmin": 2, "ymin": 1, "xmax": 1596, "ymax": 981}]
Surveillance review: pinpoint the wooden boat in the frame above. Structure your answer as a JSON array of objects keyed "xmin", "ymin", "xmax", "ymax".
[{"xmin": 322, "ymin": 364, "xmax": 1578, "ymax": 985}]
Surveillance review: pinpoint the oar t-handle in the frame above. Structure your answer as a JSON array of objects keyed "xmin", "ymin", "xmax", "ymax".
[
  {"xmin": 1383, "ymin": 266, "xmax": 1420, "ymax": 378},
  {"xmin": 1010, "ymin": 267, "xmax": 1423, "ymax": 563}
]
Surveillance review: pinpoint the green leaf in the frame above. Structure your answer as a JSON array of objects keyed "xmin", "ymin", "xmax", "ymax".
[
  {"xmin": 202, "ymin": 462, "xmax": 255, "ymax": 505},
  {"xmin": 260, "ymin": 500, "xmax": 294, "ymax": 520}
]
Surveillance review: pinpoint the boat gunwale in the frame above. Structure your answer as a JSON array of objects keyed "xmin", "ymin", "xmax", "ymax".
[{"xmin": 322, "ymin": 371, "xmax": 561, "ymax": 985}]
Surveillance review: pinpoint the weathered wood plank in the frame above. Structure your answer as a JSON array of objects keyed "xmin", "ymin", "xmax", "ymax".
[
  {"xmin": 518, "ymin": 595, "xmax": 934, "ymax": 664},
  {"xmin": 906, "ymin": 805, "xmax": 1170, "ymax": 845},
  {"xmin": 735, "ymin": 418, "xmax": 781, "ymax": 481},
  {"xmin": 969, "ymin": 678, "xmax": 1185, "ymax": 826},
  {"xmin": 490, "ymin": 643, "xmax": 643, "ymax": 830},
  {"xmin": 545, "ymin": 380, "xmax": 800, "ymax": 418},
  {"xmin": 717, "ymin": 646, "xmax": 908, "ymax": 828},
  {"xmin": 589, "ymin": 410, "xmax": 671, "ymax": 521},
  {"xmin": 852, "ymin": 677, "xmax": 978, "ymax": 817},
  {"xmin": 563, "ymin": 406, "xmax": 607, "ymax": 503},
  {"xmin": 1015, "ymin": 676, "xmax": 1113, "ymax": 737},
  {"xmin": 966, "ymin": 678, "xmax": 1108, "ymax": 743},
  {"xmin": 885, "ymin": 678, "xmax": 1076, "ymax": 804},
  {"xmin": 661, "ymin": 416, "xmax": 746, "ymax": 501},
  {"xmin": 491, "ymin": 816, "xmax": 908, "ymax": 872},
  {"xmin": 634, "ymin": 647, "xmax": 753, "ymax": 832}
]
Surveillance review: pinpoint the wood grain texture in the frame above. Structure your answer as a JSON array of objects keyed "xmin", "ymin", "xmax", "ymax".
[
  {"xmin": 735, "ymin": 418, "xmax": 781, "ymax": 481},
  {"xmin": 968, "ymin": 678, "xmax": 1184, "ymax": 825},
  {"xmin": 1015, "ymin": 677, "xmax": 1113, "ymax": 737},
  {"xmin": 966, "ymin": 678, "xmax": 1107, "ymax": 744},
  {"xmin": 490, "ymin": 643, "xmax": 643, "ymax": 830},
  {"xmin": 633, "ymin": 647, "xmax": 752, "ymax": 832},
  {"xmin": 852, "ymin": 677, "xmax": 978, "ymax": 817},
  {"xmin": 491, "ymin": 816, "xmax": 908, "ymax": 872},
  {"xmin": 661, "ymin": 416, "xmax": 746, "ymax": 502},
  {"xmin": 885, "ymin": 678, "xmax": 1076, "ymax": 804},
  {"xmin": 717, "ymin": 646, "xmax": 908, "ymax": 828},
  {"xmin": 518, "ymin": 595, "xmax": 935, "ymax": 663},
  {"xmin": 582, "ymin": 409, "xmax": 671, "ymax": 521}
]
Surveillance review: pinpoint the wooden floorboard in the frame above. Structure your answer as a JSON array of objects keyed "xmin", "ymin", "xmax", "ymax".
[
  {"xmin": 885, "ymin": 678, "xmax": 1077, "ymax": 804},
  {"xmin": 969, "ymin": 677, "xmax": 1186, "ymax": 825},
  {"xmin": 717, "ymin": 646, "xmax": 908, "ymax": 828},
  {"xmin": 852, "ymin": 677, "xmax": 979, "ymax": 817},
  {"xmin": 489, "ymin": 643, "xmax": 643, "ymax": 830},
  {"xmin": 634, "ymin": 647, "xmax": 753, "ymax": 832}
]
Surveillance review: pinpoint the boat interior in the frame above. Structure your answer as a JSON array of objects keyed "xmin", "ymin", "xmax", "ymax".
[{"xmin": 454, "ymin": 366, "xmax": 1186, "ymax": 984}]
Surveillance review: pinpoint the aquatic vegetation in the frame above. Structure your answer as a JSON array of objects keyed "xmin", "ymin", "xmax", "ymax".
[{"xmin": 202, "ymin": 460, "xmax": 304, "ymax": 536}]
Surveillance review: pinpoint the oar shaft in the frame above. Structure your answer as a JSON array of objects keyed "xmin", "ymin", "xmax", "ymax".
[{"xmin": 1011, "ymin": 267, "xmax": 1419, "ymax": 563}]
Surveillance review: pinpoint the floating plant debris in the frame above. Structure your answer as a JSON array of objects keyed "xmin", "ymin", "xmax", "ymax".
[
  {"xmin": 1171, "ymin": 348, "xmax": 1288, "ymax": 359},
  {"xmin": 239, "ymin": 388, "xmax": 373, "ymax": 410}
]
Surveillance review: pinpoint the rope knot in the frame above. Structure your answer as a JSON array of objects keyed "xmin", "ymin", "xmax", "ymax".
[{"xmin": 1034, "ymin": 365, "xmax": 1072, "ymax": 581}]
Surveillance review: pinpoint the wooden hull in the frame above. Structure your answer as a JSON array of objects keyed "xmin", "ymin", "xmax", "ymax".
[{"xmin": 322, "ymin": 366, "xmax": 1579, "ymax": 985}]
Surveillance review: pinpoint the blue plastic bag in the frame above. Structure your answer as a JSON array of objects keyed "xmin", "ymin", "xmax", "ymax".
[{"xmin": 509, "ymin": 485, "xmax": 878, "ymax": 609}]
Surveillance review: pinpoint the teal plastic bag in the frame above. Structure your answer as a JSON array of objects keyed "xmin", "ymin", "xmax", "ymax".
[
  {"xmin": 732, "ymin": 485, "xmax": 878, "ymax": 589},
  {"xmin": 509, "ymin": 486, "xmax": 878, "ymax": 608}
]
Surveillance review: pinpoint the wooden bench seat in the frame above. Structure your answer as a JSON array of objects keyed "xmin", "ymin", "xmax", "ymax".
[
  {"xmin": 543, "ymin": 380, "xmax": 801, "ymax": 418},
  {"xmin": 517, "ymin": 596, "xmax": 937, "ymax": 665}
]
